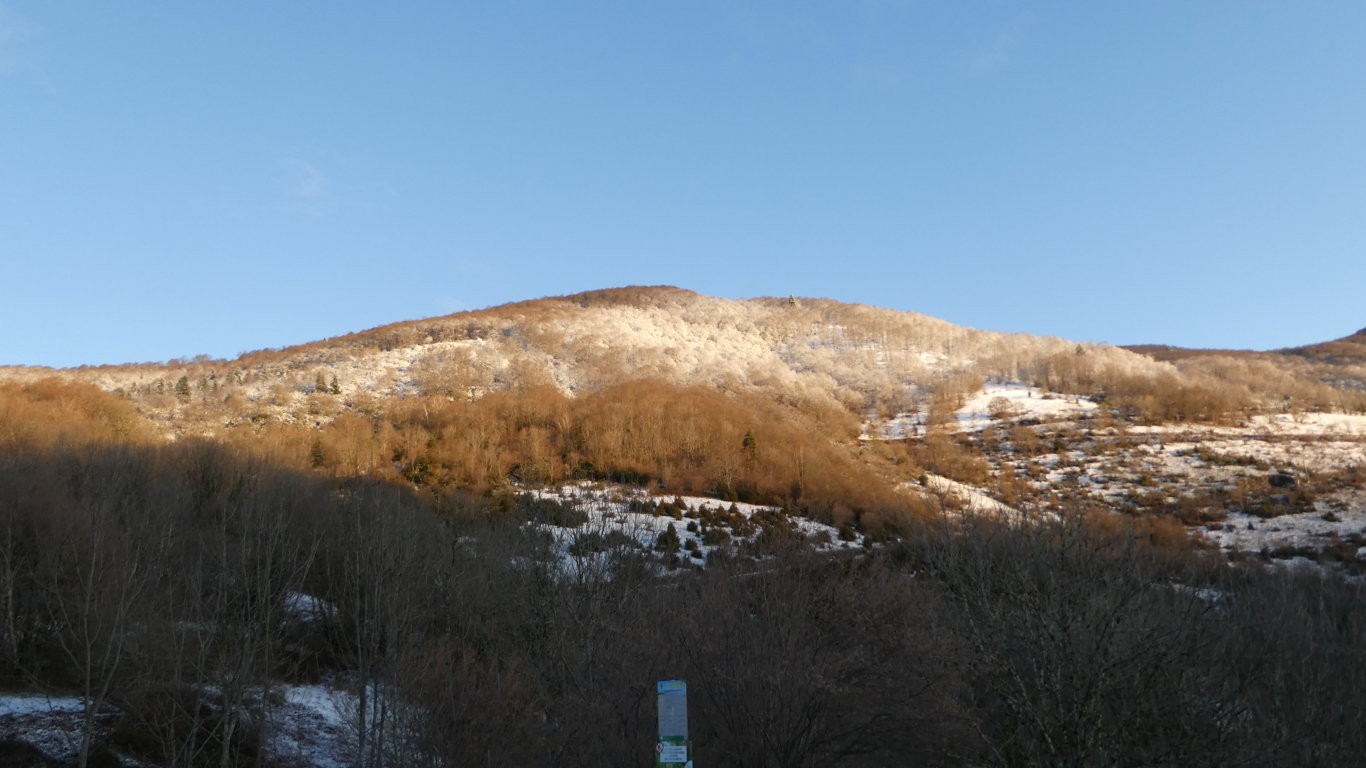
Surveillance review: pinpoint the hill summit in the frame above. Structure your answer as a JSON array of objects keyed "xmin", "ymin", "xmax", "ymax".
[{"xmin": 9, "ymin": 286, "xmax": 1177, "ymax": 431}]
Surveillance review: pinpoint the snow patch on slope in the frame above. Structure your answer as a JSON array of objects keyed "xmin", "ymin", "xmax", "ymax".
[
  {"xmin": 956, "ymin": 383, "xmax": 1098, "ymax": 432},
  {"xmin": 531, "ymin": 482, "xmax": 862, "ymax": 571}
]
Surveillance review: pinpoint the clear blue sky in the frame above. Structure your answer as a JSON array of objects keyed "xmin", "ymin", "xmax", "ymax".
[{"xmin": 3, "ymin": 2, "xmax": 1363, "ymax": 367}]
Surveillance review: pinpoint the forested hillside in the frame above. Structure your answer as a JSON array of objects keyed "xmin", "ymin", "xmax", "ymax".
[{"xmin": 2, "ymin": 288, "xmax": 1364, "ymax": 766}]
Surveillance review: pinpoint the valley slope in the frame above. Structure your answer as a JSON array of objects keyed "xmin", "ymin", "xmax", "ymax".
[{"xmin": 2, "ymin": 286, "xmax": 1363, "ymax": 563}]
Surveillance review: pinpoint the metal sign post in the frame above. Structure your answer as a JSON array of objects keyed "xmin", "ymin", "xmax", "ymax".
[{"xmin": 656, "ymin": 679, "xmax": 692, "ymax": 767}]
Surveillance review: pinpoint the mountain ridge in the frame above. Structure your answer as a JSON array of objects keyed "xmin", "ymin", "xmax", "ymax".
[
  {"xmin": 1124, "ymin": 324, "xmax": 1366, "ymax": 392},
  {"xmin": 3, "ymin": 287, "xmax": 1190, "ymax": 434},
  {"xmin": 1, "ymin": 288, "xmax": 1359, "ymax": 444},
  {"xmin": 7, "ymin": 286, "xmax": 1358, "ymax": 375}
]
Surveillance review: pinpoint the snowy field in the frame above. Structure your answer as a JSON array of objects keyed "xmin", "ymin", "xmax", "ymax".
[
  {"xmin": 862, "ymin": 383, "xmax": 1100, "ymax": 440},
  {"xmin": 530, "ymin": 482, "xmax": 863, "ymax": 572},
  {"xmin": 0, "ymin": 682, "xmax": 361, "ymax": 768},
  {"xmin": 955, "ymin": 383, "xmax": 1098, "ymax": 432},
  {"xmin": 267, "ymin": 681, "xmax": 358, "ymax": 768},
  {"xmin": 1197, "ymin": 489, "xmax": 1366, "ymax": 557},
  {"xmin": 854, "ymin": 380, "xmax": 1365, "ymax": 566},
  {"xmin": 0, "ymin": 694, "xmax": 92, "ymax": 763},
  {"xmin": 917, "ymin": 473, "xmax": 1022, "ymax": 518}
]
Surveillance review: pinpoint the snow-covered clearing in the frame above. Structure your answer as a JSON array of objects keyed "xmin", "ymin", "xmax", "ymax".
[
  {"xmin": 863, "ymin": 409, "xmax": 923, "ymax": 440},
  {"xmin": 862, "ymin": 383, "xmax": 1101, "ymax": 441},
  {"xmin": 977, "ymin": 409, "xmax": 1365, "ymax": 564},
  {"xmin": 0, "ymin": 694, "xmax": 105, "ymax": 764},
  {"xmin": 282, "ymin": 590, "xmax": 337, "ymax": 626},
  {"xmin": 1127, "ymin": 419, "xmax": 1365, "ymax": 475},
  {"xmin": 0, "ymin": 684, "xmax": 360, "ymax": 768},
  {"xmin": 530, "ymin": 482, "xmax": 862, "ymax": 571},
  {"xmin": 917, "ymin": 473, "xmax": 1022, "ymax": 518},
  {"xmin": 1249, "ymin": 412, "xmax": 1366, "ymax": 436},
  {"xmin": 1198, "ymin": 488, "xmax": 1366, "ymax": 557},
  {"xmin": 956, "ymin": 383, "xmax": 1098, "ymax": 432},
  {"xmin": 267, "ymin": 681, "xmax": 357, "ymax": 768}
]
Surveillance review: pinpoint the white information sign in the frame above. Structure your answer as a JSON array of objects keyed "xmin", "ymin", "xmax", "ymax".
[
  {"xmin": 657, "ymin": 680, "xmax": 688, "ymax": 738},
  {"xmin": 658, "ymin": 744, "xmax": 689, "ymax": 762}
]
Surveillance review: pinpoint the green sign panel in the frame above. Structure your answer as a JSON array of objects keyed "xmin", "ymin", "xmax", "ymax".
[{"xmin": 656, "ymin": 680, "xmax": 691, "ymax": 766}]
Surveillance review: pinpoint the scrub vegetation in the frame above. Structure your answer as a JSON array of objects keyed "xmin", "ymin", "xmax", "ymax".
[
  {"xmin": 1, "ymin": 288, "xmax": 1363, "ymax": 766},
  {"xmin": 2, "ymin": 436, "xmax": 1364, "ymax": 767}
]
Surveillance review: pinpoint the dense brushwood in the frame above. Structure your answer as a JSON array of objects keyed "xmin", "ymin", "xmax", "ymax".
[
  {"xmin": 0, "ymin": 379, "xmax": 154, "ymax": 450},
  {"xmin": 2, "ymin": 440, "xmax": 1364, "ymax": 766},
  {"xmin": 251, "ymin": 381, "xmax": 920, "ymax": 533}
]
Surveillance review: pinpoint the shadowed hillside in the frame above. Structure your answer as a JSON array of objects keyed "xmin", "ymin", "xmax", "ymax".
[
  {"xmin": 1, "ymin": 287, "xmax": 1361, "ymax": 541},
  {"xmin": 3, "ymin": 289, "xmax": 1366, "ymax": 767}
]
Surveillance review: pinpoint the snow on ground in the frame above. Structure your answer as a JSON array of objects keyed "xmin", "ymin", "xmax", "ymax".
[
  {"xmin": 1200, "ymin": 506, "xmax": 1366, "ymax": 556},
  {"xmin": 267, "ymin": 681, "xmax": 356, "ymax": 768},
  {"xmin": 1126, "ymin": 418, "xmax": 1364, "ymax": 475},
  {"xmin": 0, "ymin": 694, "xmax": 94, "ymax": 762},
  {"xmin": 861, "ymin": 382, "xmax": 1100, "ymax": 440},
  {"xmin": 919, "ymin": 351, "xmax": 948, "ymax": 369},
  {"xmin": 918, "ymin": 474, "xmax": 1022, "ymax": 518},
  {"xmin": 282, "ymin": 590, "xmax": 337, "ymax": 626},
  {"xmin": 0, "ymin": 693, "xmax": 85, "ymax": 718},
  {"xmin": 1130, "ymin": 413, "xmax": 1366, "ymax": 441},
  {"xmin": 1188, "ymin": 437, "xmax": 1362, "ymax": 474},
  {"xmin": 298, "ymin": 340, "xmax": 480, "ymax": 401},
  {"xmin": 956, "ymin": 383, "xmax": 1098, "ymax": 432},
  {"xmin": 859, "ymin": 389, "xmax": 1362, "ymax": 565},
  {"xmin": 864, "ymin": 383, "xmax": 1101, "ymax": 440},
  {"xmin": 863, "ymin": 409, "xmax": 923, "ymax": 440},
  {"xmin": 0, "ymin": 683, "xmax": 359, "ymax": 768},
  {"xmin": 992, "ymin": 409, "xmax": 1364, "ymax": 563},
  {"xmin": 1249, "ymin": 412, "xmax": 1366, "ymax": 436},
  {"xmin": 530, "ymin": 482, "xmax": 862, "ymax": 571}
]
